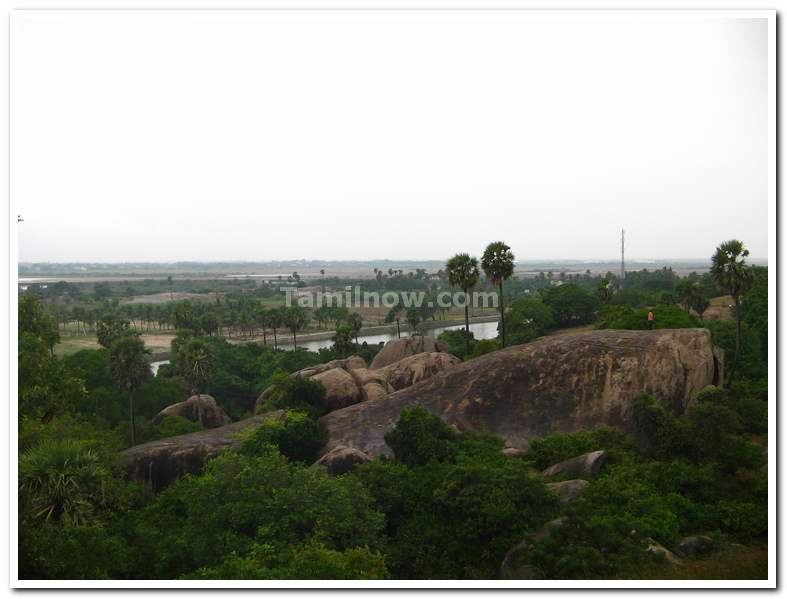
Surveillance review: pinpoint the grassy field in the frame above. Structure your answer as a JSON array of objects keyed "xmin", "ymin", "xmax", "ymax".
[{"xmin": 54, "ymin": 332, "xmax": 175, "ymax": 356}]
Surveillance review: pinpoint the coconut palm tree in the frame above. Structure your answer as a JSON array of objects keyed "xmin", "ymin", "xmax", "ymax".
[
  {"xmin": 179, "ymin": 338, "xmax": 215, "ymax": 427},
  {"xmin": 481, "ymin": 241, "xmax": 515, "ymax": 348},
  {"xmin": 109, "ymin": 334, "xmax": 151, "ymax": 446},
  {"xmin": 710, "ymin": 239, "xmax": 753, "ymax": 375},
  {"xmin": 446, "ymin": 253, "xmax": 480, "ymax": 354}
]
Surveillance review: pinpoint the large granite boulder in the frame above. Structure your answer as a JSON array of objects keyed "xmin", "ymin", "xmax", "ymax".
[
  {"xmin": 542, "ymin": 451, "xmax": 607, "ymax": 480},
  {"xmin": 674, "ymin": 535, "xmax": 715, "ymax": 558},
  {"xmin": 369, "ymin": 336, "xmax": 450, "ymax": 369},
  {"xmin": 255, "ymin": 351, "xmax": 458, "ymax": 413},
  {"xmin": 320, "ymin": 329, "xmax": 721, "ymax": 457},
  {"xmin": 312, "ymin": 368, "xmax": 363, "ymax": 411},
  {"xmin": 152, "ymin": 394, "xmax": 232, "ymax": 429},
  {"xmin": 313, "ymin": 446, "xmax": 372, "ymax": 475},
  {"xmin": 121, "ymin": 411, "xmax": 284, "ymax": 491},
  {"xmin": 378, "ymin": 352, "xmax": 462, "ymax": 391}
]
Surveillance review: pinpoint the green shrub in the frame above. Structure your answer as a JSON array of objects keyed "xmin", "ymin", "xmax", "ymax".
[
  {"xmin": 257, "ymin": 373, "xmax": 327, "ymax": 419},
  {"xmin": 384, "ymin": 407, "xmax": 460, "ymax": 467},
  {"xmin": 240, "ymin": 410, "xmax": 327, "ymax": 463},
  {"xmin": 353, "ymin": 452, "xmax": 558, "ymax": 578},
  {"xmin": 150, "ymin": 415, "xmax": 203, "ymax": 440},
  {"xmin": 525, "ymin": 427, "xmax": 635, "ymax": 470},
  {"xmin": 132, "ymin": 451, "xmax": 385, "ymax": 578},
  {"xmin": 188, "ymin": 542, "xmax": 389, "ymax": 580},
  {"xmin": 504, "ymin": 297, "xmax": 554, "ymax": 344},
  {"xmin": 437, "ymin": 329, "xmax": 477, "ymax": 360},
  {"xmin": 469, "ymin": 338, "xmax": 501, "ymax": 358}
]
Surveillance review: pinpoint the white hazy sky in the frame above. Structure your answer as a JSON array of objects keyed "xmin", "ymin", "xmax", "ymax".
[{"xmin": 14, "ymin": 11, "xmax": 769, "ymax": 263}]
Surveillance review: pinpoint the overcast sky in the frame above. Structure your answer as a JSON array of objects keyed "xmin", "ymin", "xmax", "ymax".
[{"xmin": 14, "ymin": 11, "xmax": 769, "ymax": 263}]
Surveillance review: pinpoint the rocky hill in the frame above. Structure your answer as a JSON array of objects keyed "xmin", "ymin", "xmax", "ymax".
[{"xmin": 320, "ymin": 328, "xmax": 722, "ymax": 457}]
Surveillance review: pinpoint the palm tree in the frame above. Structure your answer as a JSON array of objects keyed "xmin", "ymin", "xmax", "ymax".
[
  {"xmin": 711, "ymin": 240, "xmax": 753, "ymax": 375},
  {"xmin": 256, "ymin": 307, "xmax": 269, "ymax": 345},
  {"xmin": 179, "ymin": 338, "xmax": 215, "ymax": 427},
  {"xmin": 269, "ymin": 307, "xmax": 284, "ymax": 349},
  {"xmin": 446, "ymin": 253, "xmax": 480, "ymax": 354},
  {"xmin": 284, "ymin": 306, "xmax": 309, "ymax": 349},
  {"xmin": 405, "ymin": 306, "xmax": 421, "ymax": 333},
  {"xmin": 109, "ymin": 335, "xmax": 151, "ymax": 446},
  {"xmin": 596, "ymin": 278, "xmax": 613, "ymax": 304},
  {"xmin": 320, "ymin": 269, "xmax": 326, "ymax": 293},
  {"xmin": 19, "ymin": 439, "xmax": 106, "ymax": 524},
  {"xmin": 481, "ymin": 241, "xmax": 515, "ymax": 348},
  {"xmin": 347, "ymin": 312, "xmax": 363, "ymax": 344}
]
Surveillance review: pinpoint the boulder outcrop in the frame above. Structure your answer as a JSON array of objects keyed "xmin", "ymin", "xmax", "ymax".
[
  {"xmin": 369, "ymin": 336, "xmax": 449, "ymax": 369},
  {"xmin": 312, "ymin": 368, "xmax": 363, "ymax": 411},
  {"xmin": 378, "ymin": 352, "xmax": 461, "ymax": 391},
  {"xmin": 320, "ymin": 329, "xmax": 721, "ymax": 457},
  {"xmin": 542, "ymin": 451, "xmax": 607, "ymax": 480},
  {"xmin": 152, "ymin": 394, "xmax": 232, "ymax": 429},
  {"xmin": 121, "ymin": 411, "xmax": 284, "ymax": 491},
  {"xmin": 674, "ymin": 535, "xmax": 715, "ymax": 558},
  {"xmin": 255, "ymin": 350, "xmax": 459, "ymax": 413},
  {"xmin": 313, "ymin": 446, "xmax": 372, "ymax": 476}
]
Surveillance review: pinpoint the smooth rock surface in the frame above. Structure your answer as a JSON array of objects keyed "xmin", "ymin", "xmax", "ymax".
[
  {"xmin": 369, "ymin": 336, "xmax": 450, "ymax": 369},
  {"xmin": 321, "ymin": 329, "xmax": 721, "ymax": 457},
  {"xmin": 674, "ymin": 535, "xmax": 715, "ymax": 558},
  {"xmin": 542, "ymin": 451, "xmax": 607, "ymax": 480},
  {"xmin": 499, "ymin": 542, "xmax": 541, "ymax": 580},
  {"xmin": 312, "ymin": 368, "xmax": 363, "ymax": 411},
  {"xmin": 152, "ymin": 394, "xmax": 232, "ymax": 429},
  {"xmin": 645, "ymin": 538, "xmax": 683, "ymax": 565},
  {"xmin": 378, "ymin": 352, "xmax": 461, "ymax": 391},
  {"xmin": 121, "ymin": 411, "xmax": 284, "ymax": 491},
  {"xmin": 313, "ymin": 446, "xmax": 372, "ymax": 475}
]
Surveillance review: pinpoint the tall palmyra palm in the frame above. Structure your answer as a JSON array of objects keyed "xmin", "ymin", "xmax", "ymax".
[
  {"xmin": 710, "ymin": 239, "xmax": 753, "ymax": 375},
  {"xmin": 180, "ymin": 338, "xmax": 215, "ymax": 427},
  {"xmin": 109, "ymin": 334, "xmax": 151, "ymax": 446},
  {"xmin": 481, "ymin": 241, "xmax": 515, "ymax": 348},
  {"xmin": 446, "ymin": 253, "xmax": 480, "ymax": 354}
]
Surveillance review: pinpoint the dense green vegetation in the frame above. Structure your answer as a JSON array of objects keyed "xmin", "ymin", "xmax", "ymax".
[{"xmin": 18, "ymin": 240, "xmax": 768, "ymax": 580}]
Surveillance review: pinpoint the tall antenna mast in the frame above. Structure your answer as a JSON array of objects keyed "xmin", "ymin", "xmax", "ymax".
[{"xmin": 620, "ymin": 229, "xmax": 625, "ymax": 283}]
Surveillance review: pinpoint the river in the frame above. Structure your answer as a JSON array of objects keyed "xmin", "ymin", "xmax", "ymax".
[
  {"xmin": 277, "ymin": 319, "xmax": 499, "ymax": 353},
  {"xmin": 149, "ymin": 319, "xmax": 499, "ymax": 375}
]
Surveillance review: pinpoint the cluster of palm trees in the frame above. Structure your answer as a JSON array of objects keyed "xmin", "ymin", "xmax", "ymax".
[{"xmin": 445, "ymin": 241, "xmax": 516, "ymax": 354}]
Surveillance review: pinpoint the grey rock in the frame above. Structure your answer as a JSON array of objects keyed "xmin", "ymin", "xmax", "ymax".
[
  {"xmin": 320, "ymin": 329, "xmax": 721, "ymax": 458},
  {"xmin": 645, "ymin": 538, "xmax": 683, "ymax": 565},
  {"xmin": 313, "ymin": 446, "xmax": 372, "ymax": 476},
  {"xmin": 542, "ymin": 451, "xmax": 607, "ymax": 480},
  {"xmin": 152, "ymin": 394, "xmax": 232, "ymax": 429},
  {"xmin": 121, "ymin": 411, "xmax": 284, "ymax": 491},
  {"xmin": 674, "ymin": 535, "xmax": 715, "ymax": 558}
]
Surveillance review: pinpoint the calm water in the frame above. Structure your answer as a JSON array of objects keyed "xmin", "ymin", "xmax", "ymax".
[
  {"xmin": 278, "ymin": 320, "xmax": 499, "ymax": 353},
  {"xmin": 149, "ymin": 320, "xmax": 499, "ymax": 374},
  {"xmin": 150, "ymin": 360, "xmax": 170, "ymax": 376}
]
